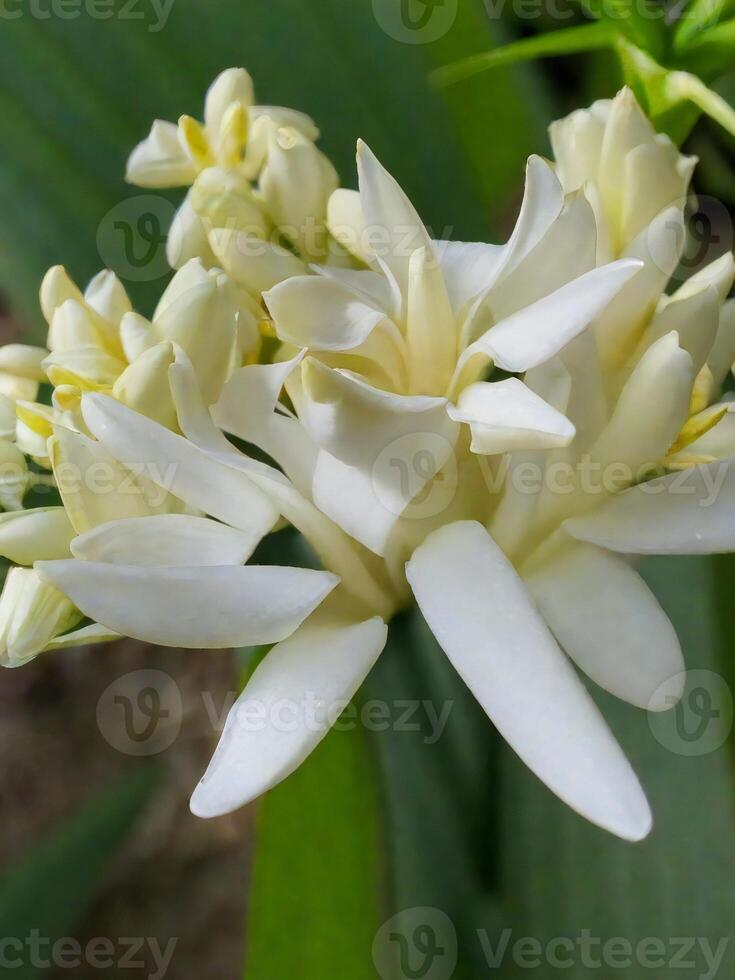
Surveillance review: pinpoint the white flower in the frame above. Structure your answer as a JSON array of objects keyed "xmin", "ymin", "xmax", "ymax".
[{"xmin": 10, "ymin": 87, "xmax": 735, "ymax": 847}]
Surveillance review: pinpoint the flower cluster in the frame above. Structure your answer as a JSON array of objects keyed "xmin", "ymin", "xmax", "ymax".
[{"xmin": 2, "ymin": 70, "xmax": 734, "ymax": 841}]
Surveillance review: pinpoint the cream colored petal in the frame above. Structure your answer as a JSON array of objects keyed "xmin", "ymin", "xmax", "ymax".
[
  {"xmin": 71, "ymin": 513, "xmax": 260, "ymax": 566},
  {"xmin": 190, "ymin": 608, "xmax": 387, "ymax": 816},
  {"xmin": 0, "ymin": 507, "xmax": 74, "ymax": 564},
  {"xmin": 38, "ymin": 560, "xmax": 338, "ymax": 649},
  {"xmin": 524, "ymin": 540, "xmax": 684, "ymax": 711},
  {"xmin": 448, "ymin": 378, "xmax": 575, "ymax": 455},
  {"xmin": 126, "ymin": 119, "xmax": 196, "ymax": 188},
  {"xmin": 406, "ymin": 521, "xmax": 652, "ymax": 841}
]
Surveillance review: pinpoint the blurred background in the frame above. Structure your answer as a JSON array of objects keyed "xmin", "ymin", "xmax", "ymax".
[{"xmin": 2, "ymin": 0, "xmax": 735, "ymax": 977}]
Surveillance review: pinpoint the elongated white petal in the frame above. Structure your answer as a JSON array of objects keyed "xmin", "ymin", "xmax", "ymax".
[
  {"xmin": 459, "ymin": 259, "xmax": 642, "ymax": 376},
  {"xmin": 37, "ymin": 561, "xmax": 338, "ymax": 649},
  {"xmin": 644, "ymin": 285, "xmax": 719, "ymax": 376},
  {"xmin": 590, "ymin": 331, "xmax": 693, "ymax": 474},
  {"xmin": 265, "ymin": 274, "xmax": 388, "ymax": 351},
  {"xmin": 0, "ymin": 507, "xmax": 74, "ymax": 565},
  {"xmin": 190, "ymin": 609, "xmax": 388, "ymax": 816},
  {"xmin": 356, "ymin": 140, "xmax": 433, "ymax": 304},
  {"xmin": 71, "ymin": 514, "xmax": 259, "ymax": 566},
  {"xmin": 447, "ymin": 379, "xmax": 575, "ymax": 455},
  {"xmin": 81, "ymin": 393, "xmax": 279, "ymax": 536},
  {"xmin": 564, "ymin": 460, "xmax": 735, "ymax": 553},
  {"xmin": 406, "ymin": 246, "xmax": 456, "ymax": 395},
  {"xmin": 406, "ymin": 521, "xmax": 652, "ymax": 841},
  {"xmin": 524, "ymin": 541, "xmax": 684, "ymax": 710}
]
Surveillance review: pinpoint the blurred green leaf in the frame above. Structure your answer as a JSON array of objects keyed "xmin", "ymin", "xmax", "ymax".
[
  {"xmin": 0, "ymin": 765, "xmax": 157, "ymax": 978},
  {"xmin": 367, "ymin": 608, "xmax": 498, "ymax": 978},
  {"xmin": 432, "ymin": 22, "xmax": 613, "ymax": 89},
  {"xmin": 422, "ymin": 0, "xmax": 554, "ymax": 228},
  {"xmin": 245, "ymin": 724, "xmax": 384, "ymax": 979},
  {"xmin": 491, "ymin": 556, "xmax": 735, "ymax": 978}
]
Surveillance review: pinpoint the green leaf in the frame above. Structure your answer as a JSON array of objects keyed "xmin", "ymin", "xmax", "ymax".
[
  {"xmin": 0, "ymin": 765, "xmax": 157, "ymax": 978},
  {"xmin": 366, "ymin": 608, "xmax": 499, "ymax": 978},
  {"xmin": 430, "ymin": 22, "xmax": 613, "ymax": 89},
  {"xmin": 492, "ymin": 556, "xmax": 735, "ymax": 978},
  {"xmin": 677, "ymin": 17, "xmax": 735, "ymax": 80},
  {"xmin": 245, "ymin": 724, "xmax": 384, "ymax": 979}
]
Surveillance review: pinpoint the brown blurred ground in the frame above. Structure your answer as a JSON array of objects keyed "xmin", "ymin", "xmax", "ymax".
[{"xmin": 0, "ymin": 637, "xmax": 253, "ymax": 979}]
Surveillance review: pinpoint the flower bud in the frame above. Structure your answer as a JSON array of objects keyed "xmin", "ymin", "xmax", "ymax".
[
  {"xmin": 0, "ymin": 568, "xmax": 81, "ymax": 668},
  {"xmin": 260, "ymin": 124, "xmax": 339, "ymax": 259}
]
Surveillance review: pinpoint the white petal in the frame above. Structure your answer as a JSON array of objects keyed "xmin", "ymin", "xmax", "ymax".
[
  {"xmin": 524, "ymin": 540, "xmax": 684, "ymax": 710},
  {"xmin": 327, "ymin": 188, "xmax": 370, "ymax": 263},
  {"xmin": 84, "ymin": 270, "xmax": 132, "ymax": 326},
  {"xmin": 126, "ymin": 120, "xmax": 195, "ymax": 188},
  {"xmin": 203, "ymin": 67, "xmax": 254, "ymax": 140},
  {"xmin": 0, "ymin": 507, "xmax": 74, "ymax": 565},
  {"xmin": 590, "ymin": 331, "xmax": 693, "ymax": 473},
  {"xmin": 356, "ymin": 140, "xmax": 433, "ymax": 305},
  {"xmin": 406, "ymin": 521, "xmax": 652, "ymax": 841},
  {"xmin": 71, "ymin": 514, "xmax": 259, "ymax": 566},
  {"xmin": 492, "ymin": 155, "xmax": 565, "ymax": 281},
  {"xmin": 81, "ymin": 393, "xmax": 279, "ymax": 535},
  {"xmin": 435, "ymin": 240, "xmax": 505, "ymax": 315},
  {"xmin": 265, "ymin": 274, "xmax": 388, "ymax": 351},
  {"xmin": 301, "ymin": 359, "xmax": 458, "ymax": 553},
  {"xmin": 458, "ymin": 259, "xmax": 642, "ymax": 376},
  {"xmin": 211, "ymin": 228, "xmax": 307, "ymax": 297},
  {"xmin": 644, "ymin": 284, "xmax": 719, "ymax": 376},
  {"xmin": 37, "ymin": 561, "xmax": 338, "ymax": 649},
  {"xmin": 190, "ymin": 610, "xmax": 387, "ymax": 816},
  {"xmin": 564, "ymin": 460, "xmax": 735, "ymax": 554},
  {"xmin": 447, "ymin": 378, "xmax": 575, "ymax": 455}
]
